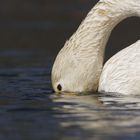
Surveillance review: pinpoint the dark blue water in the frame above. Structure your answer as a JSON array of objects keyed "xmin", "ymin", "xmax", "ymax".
[{"xmin": 0, "ymin": 48, "xmax": 140, "ymax": 140}]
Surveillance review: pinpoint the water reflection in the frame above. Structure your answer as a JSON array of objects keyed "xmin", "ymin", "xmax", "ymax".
[{"xmin": 51, "ymin": 93, "xmax": 140, "ymax": 140}]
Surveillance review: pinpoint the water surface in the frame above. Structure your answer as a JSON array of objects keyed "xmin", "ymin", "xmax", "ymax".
[{"xmin": 0, "ymin": 48, "xmax": 140, "ymax": 140}]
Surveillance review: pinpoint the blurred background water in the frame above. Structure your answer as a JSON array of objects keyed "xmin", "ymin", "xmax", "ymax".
[{"xmin": 0, "ymin": 0, "xmax": 140, "ymax": 140}]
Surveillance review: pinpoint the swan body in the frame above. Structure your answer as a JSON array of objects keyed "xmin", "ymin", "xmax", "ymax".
[
  {"xmin": 52, "ymin": 0, "xmax": 140, "ymax": 95},
  {"xmin": 99, "ymin": 40, "xmax": 140, "ymax": 95}
]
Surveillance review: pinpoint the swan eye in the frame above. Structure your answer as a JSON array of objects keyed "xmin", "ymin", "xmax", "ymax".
[{"xmin": 57, "ymin": 84, "xmax": 62, "ymax": 91}]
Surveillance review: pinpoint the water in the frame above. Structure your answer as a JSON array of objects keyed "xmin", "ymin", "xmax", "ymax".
[
  {"xmin": 52, "ymin": 94, "xmax": 140, "ymax": 140},
  {"xmin": 0, "ymin": 48, "xmax": 140, "ymax": 140},
  {"xmin": 0, "ymin": 1, "xmax": 140, "ymax": 139}
]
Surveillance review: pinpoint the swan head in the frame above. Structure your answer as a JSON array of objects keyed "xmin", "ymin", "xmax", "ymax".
[{"xmin": 51, "ymin": 39, "xmax": 103, "ymax": 93}]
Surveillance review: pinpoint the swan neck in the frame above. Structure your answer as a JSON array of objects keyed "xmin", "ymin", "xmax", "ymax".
[{"xmin": 72, "ymin": 0, "xmax": 140, "ymax": 62}]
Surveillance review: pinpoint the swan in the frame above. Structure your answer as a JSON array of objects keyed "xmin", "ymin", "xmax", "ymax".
[{"xmin": 51, "ymin": 0, "xmax": 140, "ymax": 95}]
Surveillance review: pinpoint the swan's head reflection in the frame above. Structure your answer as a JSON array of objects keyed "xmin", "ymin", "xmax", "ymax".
[{"xmin": 51, "ymin": 40, "xmax": 102, "ymax": 93}]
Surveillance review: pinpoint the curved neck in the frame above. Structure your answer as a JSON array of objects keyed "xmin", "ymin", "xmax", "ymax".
[{"xmin": 71, "ymin": 0, "xmax": 140, "ymax": 64}]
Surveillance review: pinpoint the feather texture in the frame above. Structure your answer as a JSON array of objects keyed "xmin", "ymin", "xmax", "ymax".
[{"xmin": 52, "ymin": 0, "xmax": 140, "ymax": 95}]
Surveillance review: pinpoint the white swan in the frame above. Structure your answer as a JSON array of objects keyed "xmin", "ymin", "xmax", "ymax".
[{"xmin": 51, "ymin": 0, "xmax": 140, "ymax": 95}]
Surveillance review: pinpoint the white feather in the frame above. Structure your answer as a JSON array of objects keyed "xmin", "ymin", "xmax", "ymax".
[
  {"xmin": 99, "ymin": 40, "xmax": 140, "ymax": 95},
  {"xmin": 52, "ymin": 0, "xmax": 140, "ymax": 95}
]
